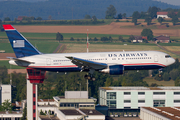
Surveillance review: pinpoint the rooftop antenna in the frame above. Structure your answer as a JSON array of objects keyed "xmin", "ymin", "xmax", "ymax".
[{"xmin": 87, "ymin": 29, "xmax": 89, "ymax": 53}]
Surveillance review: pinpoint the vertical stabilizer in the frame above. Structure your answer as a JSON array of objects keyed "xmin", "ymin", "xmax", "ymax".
[{"xmin": 3, "ymin": 24, "xmax": 41, "ymax": 58}]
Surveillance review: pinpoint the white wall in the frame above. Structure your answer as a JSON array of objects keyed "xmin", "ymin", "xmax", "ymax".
[{"xmin": 1, "ymin": 85, "xmax": 11, "ymax": 103}]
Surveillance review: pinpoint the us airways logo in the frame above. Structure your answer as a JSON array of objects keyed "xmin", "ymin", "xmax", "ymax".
[{"xmin": 108, "ymin": 53, "xmax": 148, "ymax": 57}]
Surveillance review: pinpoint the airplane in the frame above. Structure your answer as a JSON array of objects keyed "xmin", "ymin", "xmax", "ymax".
[{"xmin": 3, "ymin": 24, "xmax": 175, "ymax": 80}]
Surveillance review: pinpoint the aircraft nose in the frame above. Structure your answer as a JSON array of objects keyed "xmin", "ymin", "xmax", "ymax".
[{"xmin": 172, "ymin": 58, "xmax": 176, "ymax": 64}]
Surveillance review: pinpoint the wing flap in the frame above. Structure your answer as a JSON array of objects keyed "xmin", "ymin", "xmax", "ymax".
[{"xmin": 66, "ymin": 56, "xmax": 107, "ymax": 70}]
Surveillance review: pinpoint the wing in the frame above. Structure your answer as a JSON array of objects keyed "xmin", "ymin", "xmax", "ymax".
[{"xmin": 66, "ymin": 56, "xmax": 107, "ymax": 70}]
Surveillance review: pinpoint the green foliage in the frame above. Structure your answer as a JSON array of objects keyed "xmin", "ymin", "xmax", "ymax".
[
  {"xmin": 4, "ymin": 17, "xmax": 11, "ymax": 21},
  {"xmin": 132, "ymin": 18, "xmax": 137, "ymax": 25},
  {"xmin": 145, "ymin": 16, "xmax": 152, "ymax": 25},
  {"xmin": 56, "ymin": 32, "xmax": 63, "ymax": 42},
  {"xmin": 141, "ymin": 29, "xmax": 153, "ymax": 40},
  {"xmin": 1, "ymin": 99, "xmax": 12, "ymax": 112},
  {"xmin": 118, "ymin": 36, "xmax": 124, "ymax": 42},
  {"xmin": 158, "ymin": 17, "xmax": 164, "ymax": 25},
  {"xmin": 175, "ymin": 77, "xmax": 180, "ymax": 86},
  {"xmin": 147, "ymin": 6, "xmax": 160, "ymax": 18},
  {"xmin": 40, "ymin": 109, "xmax": 46, "ymax": 115},
  {"xmin": 105, "ymin": 77, "xmax": 112, "ymax": 87},
  {"xmin": 129, "ymin": 35, "xmax": 135, "ymax": 40},
  {"xmin": 20, "ymin": 106, "xmax": 27, "ymax": 120},
  {"xmin": 70, "ymin": 37, "xmax": 74, "ymax": 41},
  {"xmin": 105, "ymin": 5, "xmax": 117, "ymax": 19},
  {"xmin": 94, "ymin": 37, "xmax": 98, "ymax": 41},
  {"xmin": 170, "ymin": 69, "xmax": 179, "ymax": 80},
  {"xmin": 168, "ymin": 10, "xmax": 177, "ymax": 18},
  {"xmin": 162, "ymin": 72, "xmax": 170, "ymax": 81},
  {"xmin": 84, "ymin": 14, "xmax": 91, "ymax": 19},
  {"xmin": 172, "ymin": 16, "xmax": 179, "ymax": 26},
  {"xmin": 116, "ymin": 13, "xmax": 122, "ymax": 19},
  {"xmin": 150, "ymin": 83, "xmax": 158, "ymax": 87}
]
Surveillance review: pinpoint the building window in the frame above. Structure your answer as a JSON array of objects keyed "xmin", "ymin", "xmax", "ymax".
[
  {"xmin": 33, "ymin": 109, "xmax": 36, "ymax": 113},
  {"xmin": 153, "ymin": 100, "xmax": 165, "ymax": 107},
  {"xmin": 33, "ymin": 101, "xmax": 35, "ymax": 105},
  {"xmin": 138, "ymin": 100, "xmax": 145, "ymax": 103},
  {"xmin": 124, "ymin": 100, "xmax": 131, "ymax": 103},
  {"xmin": 107, "ymin": 92, "xmax": 116, "ymax": 99},
  {"xmin": 153, "ymin": 92, "xmax": 165, "ymax": 95},
  {"xmin": 174, "ymin": 100, "xmax": 180, "ymax": 103},
  {"xmin": 174, "ymin": 92, "xmax": 180, "ymax": 95},
  {"xmin": 138, "ymin": 92, "xmax": 145, "ymax": 95},
  {"xmin": 124, "ymin": 92, "xmax": 131, "ymax": 95},
  {"xmin": 107, "ymin": 100, "xmax": 116, "ymax": 108},
  {"xmin": 33, "ymin": 117, "xmax": 36, "ymax": 120},
  {"xmin": 33, "ymin": 93, "xmax": 35, "ymax": 97}
]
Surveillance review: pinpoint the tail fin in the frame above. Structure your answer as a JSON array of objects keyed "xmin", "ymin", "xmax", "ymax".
[{"xmin": 3, "ymin": 24, "xmax": 41, "ymax": 58}]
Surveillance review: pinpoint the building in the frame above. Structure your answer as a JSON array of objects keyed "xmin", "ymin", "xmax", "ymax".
[
  {"xmin": 38, "ymin": 91, "xmax": 105, "ymax": 120},
  {"xmin": 157, "ymin": 12, "xmax": 169, "ymax": 18},
  {"xmin": 132, "ymin": 36, "xmax": 147, "ymax": 43},
  {"xmin": 99, "ymin": 87, "xmax": 180, "ymax": 117},
  {"xmin": 154, "ymin": 35, "xmax": 170, "ymax": 43},
  {"xmin": 140, "ymin": 107, "xmax": 180, "ymax": 120},
  {"xmin": 0, "ymin": 85, "xmax": 11, "ymax": 104}
]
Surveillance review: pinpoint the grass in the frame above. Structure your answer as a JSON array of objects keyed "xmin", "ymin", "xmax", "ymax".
[
  {"xmin": 143, "ymin": 77, "xmax": 175, "ymax": 86},
  {"xmin": 0, "ymin": 60, "xmax": 24, "ymax": 69}
]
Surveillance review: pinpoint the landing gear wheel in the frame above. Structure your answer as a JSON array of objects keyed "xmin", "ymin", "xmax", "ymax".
[
  {"xmin": 84, "ymin": 74, "xmax": 88, "ymax": 79},
  {"xmin": 92, "ymin": 77, "xmax": 96, "ymax": 81}
]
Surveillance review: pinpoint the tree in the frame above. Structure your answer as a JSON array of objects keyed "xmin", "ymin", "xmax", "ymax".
[
  {"xmin": 105, "ymin": 77, "xmax": 112, "ymax": 87},
  {"xmin": 116, "ymin": 13, "xmax": 122, "ymax": 19},
  {"xmin": 92, "ymin": 15, "xmax": 97, "ymax": 22},
  {"xmin": 170, "ymin": 69, "xmax": 179, "ymax": 80},
  {"xmin": 177, "ymin": 10, "xmax": 180, "ymax": 18},
  {"xmin": 56, "ymin": 32, "xmax": 63, "ymax": 42},
  {"xmin": 147, "ymin": 6, "xmax": 159, "ymax": 18},
  {"xmin": 150, "ymin": 83, "xmax": 158, "ymax": 87},
  {"xmin": 84, "ymin": 14, "xmax": 91, "ymax": 19},
  {"xmin": 132, "ymin": 17, "xmax": 137, "ymax": 25},
  {"xmin": 36, "ymin": 17, "xmax": 42, "ymax": 20},
  {"xmin": 175, "ymin": 77, "xmax": 180, "ymax": 86},
  {"xmin": 122, "ymin": 13, "xmax": 126, "ymax": 18},
  {"xmin": 129, "ymin": 35, "xmax": 135, "ymax": 41},
  {"xmin": 172, "ymin": 15, "xmax": 178, "ymax": 26},
  {"xmin": 157, "ymin": 17, "xmax": 163, "ymax": 25},
  {"xmin": 162, "ymin": 72, "xmax": 170, "ymax": 81},
  {"xmin": 168, "ymin": 10, "xmax": 176, "ymax": 18},
  {"xmin": 20, "ymin": 105, "xmax": 27, "ymax": 120},
  {"xmin": 105, "ymin": 5, "xmax": 117, "ymax": 19},
  {"xmin": 141, "ymin": 29, "xmax": 153, "ymax": 40},
  {"xmin": 4, "ymin": 17, "xmax": 11, "ymax": 21},
  {"xmin": 109, "ymin": 36, "xmax": 113, "ymax": 42},
  {"xmin": 70, "ymin": 37, "xmax": 74, "ymax": 41},
  {"xmin": 1, "ymin": 99, "xmax": 12, "ymax": 111},
  {"xmin": 132, "ymin": 11, "xmax": 140, "ymax": 25},
  {"xmin": 145, "ymin": 16, "xmax": 152, "ymax": 25},
  {"xmin": 118, "ymin": 36, "xmax": 124, "ymax": 42},
  {"xmin": 94, "ymin": 37, "xmax": 98, "ymax": 41}
]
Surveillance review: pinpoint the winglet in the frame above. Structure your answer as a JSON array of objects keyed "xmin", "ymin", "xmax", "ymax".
[{"xmin": 3, "ymin": 24, "xmax": 15, "ymax": 31}]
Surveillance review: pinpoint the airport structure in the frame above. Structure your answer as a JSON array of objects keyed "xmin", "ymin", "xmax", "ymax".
[
  {"xmin": 0, "ymin": 84, "xmax": 11, "ymax": 105},
  {"xmin": 140, "ymin": 107, "xmax": 180, "ymax": 120},
  {"xmin": 99, "ymin": 87, "xmax": 180, "ymax": 117},
  {"xmin": 38, "ymin": 91, "xmax": 105, "ymax": 120}
]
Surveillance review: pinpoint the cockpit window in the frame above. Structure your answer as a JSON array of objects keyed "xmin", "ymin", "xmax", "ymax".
[{"xmin": 165, "ymin": 55, "xmax": 171, "ymax": 58}]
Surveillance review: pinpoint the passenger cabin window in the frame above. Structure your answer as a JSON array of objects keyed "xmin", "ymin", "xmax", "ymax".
[{"xmin": 165, "ymin": 55, "xmax": 171, "ymax": 58}]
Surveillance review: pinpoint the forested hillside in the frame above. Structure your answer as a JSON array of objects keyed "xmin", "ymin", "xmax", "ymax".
[{"xmin": 0, "ymin": 0, "xmax": 179, "ymax": 20}]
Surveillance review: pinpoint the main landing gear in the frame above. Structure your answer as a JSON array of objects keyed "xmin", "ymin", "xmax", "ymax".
[
  {"xmin": 158, "ymin": 68, "xmax": 163, "ymax": 77},
  {"xmin": 84, "ymin": 74, "xmax": 96, "ymax": 81}
]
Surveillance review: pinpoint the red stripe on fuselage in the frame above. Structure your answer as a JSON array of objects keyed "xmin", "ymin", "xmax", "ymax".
[
  {"xmin": 3, "ymin": 24, "xmax": 15, "ymax": 30},
  {"xmin": 28, "ymin": 63, "xmax": 166, "ymax": 69},
  {"xmin": 123, "ymin": 63, "xmax": 166, "ymax": 67}
]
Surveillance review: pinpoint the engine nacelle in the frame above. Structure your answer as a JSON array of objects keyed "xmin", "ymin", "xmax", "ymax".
[{"xmin": 100, "ymin": 65, "xmax": 124, "ymax": 75}]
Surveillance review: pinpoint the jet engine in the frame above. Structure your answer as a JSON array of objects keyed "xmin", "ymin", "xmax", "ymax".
[{"xmin": 100, "ymin": 65, "xmax": 124, "ymax": 75}]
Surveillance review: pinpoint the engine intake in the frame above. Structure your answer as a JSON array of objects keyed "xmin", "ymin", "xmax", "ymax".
[{"xmin": 100, "ymin": 65, "xmax": 124, "ymax": 75}]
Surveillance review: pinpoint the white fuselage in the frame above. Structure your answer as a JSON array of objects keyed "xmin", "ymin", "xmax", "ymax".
[{"xmin": 9, "ymin": 51, "xmax": 175, "ymax": 72}]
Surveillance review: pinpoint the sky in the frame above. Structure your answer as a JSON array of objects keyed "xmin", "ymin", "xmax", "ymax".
[{"xmin": 154, "ymin": 0, "xmax": 180, "ymax": 5}]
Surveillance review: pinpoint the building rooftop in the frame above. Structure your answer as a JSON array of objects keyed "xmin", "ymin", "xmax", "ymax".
[
  {"xmin": 60, "ymin": 109, "xmax": 82, "ymax": 115},
  {"xmin": 100, "ymin": 87, "xmax": 180, "ymax": 91},
  {"xmin": 38, "ymin": 99, "xmax": 54, "ymax": 102},
  {"xmin": 142, "ymin": 107, "xmax": 180, "ymax": 120},
  {"xmin": 0, "ymin": 111, "xmax": 22, "ymax": 114},
  {"xmin": 39, "ymin": 115, "xmax": 60, "ymax": 120},
  {"xmin": 80, "ymin": 109, "xmax": 104, "ymax": 115}
]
